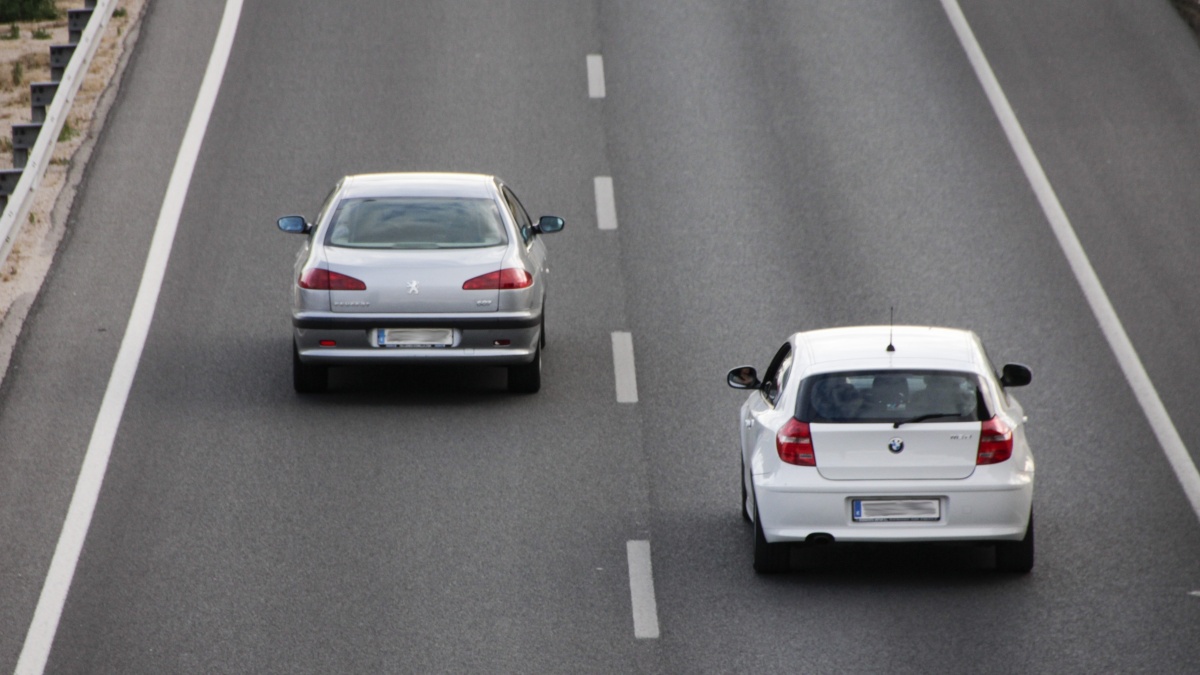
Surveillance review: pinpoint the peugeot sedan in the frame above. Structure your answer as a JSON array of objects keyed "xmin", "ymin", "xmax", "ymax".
[
  {"xmin": 727, "ymin": 326, "xmax": 1034, "ymax": 574},
  {"xmin": 278, "ymin": 173, "xmax": 563, "ymax": 393}
]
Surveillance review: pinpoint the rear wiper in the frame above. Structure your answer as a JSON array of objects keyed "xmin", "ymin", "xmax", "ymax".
[{"xmin": 893, "ymin": 412, "xmax": 960, "ymax": 429}]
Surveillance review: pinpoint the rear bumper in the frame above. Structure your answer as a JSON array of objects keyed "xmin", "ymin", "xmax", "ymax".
[
  {"xmin": 754, "ymin": 463, "xmax": 1033, "ymax": 544},
  {"xmin": 293, "ymin": 310, "xmax": 539, "ymax": 366}
]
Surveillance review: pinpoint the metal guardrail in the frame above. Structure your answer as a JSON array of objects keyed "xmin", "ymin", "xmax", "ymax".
[{"xmin": 0, "ymin": 0, "xmax": 116, "ymax": 268}]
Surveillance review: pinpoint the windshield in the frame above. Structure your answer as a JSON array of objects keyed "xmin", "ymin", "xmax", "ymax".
[
  {"xmin": 325, "ymin": 197, "xmax": 507, "ymax": 249},
  {"xmin": 797, "ymin": 370, "xmax": 990, "ymax": 424}
]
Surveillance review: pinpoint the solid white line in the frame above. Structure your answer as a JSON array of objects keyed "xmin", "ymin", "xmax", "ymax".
[
  {"xmin": 14, "ymin": 1, "xmax": 245, "ymax": 673},
  {"xmin": 611, "ymin": 331, "xmax": 638, "ymax": 403},
  {"xmin": 626, "ymin": 540, "xmax": 660, "ymax": 639},
  {"xmin": 942, "ymin": 0, "xmax": 1200, "ymax": 520},
  {"xmin": 587, "ymin": 53, "xmax": 606, "ymax": 98},
  {"xmin": 594, "ymin": 176, "xmax": 618, "ymax": 230}
]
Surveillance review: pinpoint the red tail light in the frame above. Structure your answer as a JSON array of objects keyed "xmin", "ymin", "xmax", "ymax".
[
  {"xmin": 977, "ymin": 417, "xmax": 1013, "ymax": 465},
  {"xmin": 299, "ymin": 268, "xmax": 366, "ymax": 291},
  {"xmin": 462, "ymin": 268, "xmax": 533, "ymax": 290},
  {"xmin": 777, "ymin": 418, "xmax": 815, "ymax": 466}
]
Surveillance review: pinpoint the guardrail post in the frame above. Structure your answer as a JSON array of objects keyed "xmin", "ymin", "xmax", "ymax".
[
  {"xmin": 29, "ymin": 82, "xmax": 58, "ymax": 124},
  {"xmin": 11, "ymin": 124, "xmax": 42, "ymax": 169},
  {"xmin": 49, "ymin": 44, "xmax": 75, "ymax": 82},
  {"xmin": 0, "ymin": 170, "xmax": 21, "ymax": 209},
  {"xmin": 68, "ymin": 9, "xmax": 94, "ymax": 44}
]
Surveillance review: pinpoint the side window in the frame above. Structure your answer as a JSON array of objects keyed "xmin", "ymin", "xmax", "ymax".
[
  {"xmin": 503, "ymin": 186, "xmax": 534, "ymax": 244},
  {"xmin": 312, "ymin": 183, "xmax": 341, "ymax": 239},
  {"xmin": 760, "ymin": 343, "xmax": 793, "ymax": 407}
]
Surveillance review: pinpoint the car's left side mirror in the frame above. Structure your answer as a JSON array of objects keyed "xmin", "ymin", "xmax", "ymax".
[
  {"xmin": 1000, "ymin": 363, "xmax": 1032, "ymax": 387},
  {"xmin": 277, "ymin": 215, "xmax": 310, "ymax": 234},
  {"xmin": 727, "ymin": 366, "xmax": 761, "ymax": 390},
  {"xmin": 534, "ymin": 215, "xmax": 564, "ymax": 234}
]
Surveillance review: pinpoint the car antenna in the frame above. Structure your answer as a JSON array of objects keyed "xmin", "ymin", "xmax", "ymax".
[{"xmin": 886, "ymin": 306, "xmax": 896, "ymax": 352}]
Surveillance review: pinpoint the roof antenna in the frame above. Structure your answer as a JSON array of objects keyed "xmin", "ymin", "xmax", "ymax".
[{"xmin": 886, "ymin": 306, "xmax": 896, "ymax": 352}]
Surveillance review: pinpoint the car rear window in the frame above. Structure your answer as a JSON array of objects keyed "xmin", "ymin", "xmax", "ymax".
[
  {"xmin": 325, "ymin": 197, "xmax": 507, "ymax": 249},
  {"xmin": 797, "ymin": 370, "xmax": 990, "ymax": 424}
]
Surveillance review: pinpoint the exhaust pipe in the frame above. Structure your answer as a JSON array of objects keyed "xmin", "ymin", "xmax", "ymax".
[{"xmin": 806, "ymin": 533, "xmax": 835, "ymax": 545}]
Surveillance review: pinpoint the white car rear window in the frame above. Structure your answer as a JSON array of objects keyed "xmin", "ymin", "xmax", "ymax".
[{"xmin": 798, "ymin": 370, "xmax": 989, "ymax": 424}]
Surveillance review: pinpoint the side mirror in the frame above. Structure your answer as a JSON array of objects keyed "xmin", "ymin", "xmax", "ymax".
[
  {"xmin": 1000, "ymin": 363, "xmax": 1032, "ymax": 388},
  {"xmin": 277, "ymin": 215, "xmax": 309, "ymax": 234},
  {"xmin": 727, "ymin": 366, "xmax": 761, "ymax": 390},
  {"xmin": 534, "ymin": 215, "xmax": 564, "ymax": 234}
]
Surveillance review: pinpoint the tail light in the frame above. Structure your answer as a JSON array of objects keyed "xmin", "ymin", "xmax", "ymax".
[
  {"xmin": 299, "ymin": 268, "xmax": 366, "ymax": 291},
  {"xmin": 777, "ymin": 418, "xmax": 815, "ymax": 466},
  {"xmin": 977, "ymin": 417, "xmax": 1013, "ymax": 465},
  {"xmin": 463, "ymin": 268, "xmax": 533, "ymax": 290}
]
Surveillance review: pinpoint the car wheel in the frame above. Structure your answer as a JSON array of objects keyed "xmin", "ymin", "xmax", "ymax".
[
  {"xmin": 539, "ymin": 303, "xmax": 546, "ymax": 349},
  {"xmin": 752, "ymin": 490, "xmax": 788, "ymax": 574},
  {"xmin": 507, "ymin": 347, "xmax": 541, "ymax": 394},
  {"xmin": 293, "ymin": 342, "xmax": 327, "ymax": 393},
  {"xmin": 740, "ymin": 454, "xmax": 751, "ymax": 523},
  {"xmin": 996, "ymin": 511, "xmax": 1034, "ymax": 574}
]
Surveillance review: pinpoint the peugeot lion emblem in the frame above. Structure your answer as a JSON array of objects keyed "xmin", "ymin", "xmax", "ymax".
[
  {"xmin": 888, "ymin": 438, "xmax": 905, "ymax": 454},
  {"xmin": 407, "ymin": 280, "xmax": 419, "ymax": 295}
]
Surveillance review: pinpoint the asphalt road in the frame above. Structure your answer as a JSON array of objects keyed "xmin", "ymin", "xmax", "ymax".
[{"xmin": 1, "ymin": 0, "xmax": 1199, "ymax": 672}]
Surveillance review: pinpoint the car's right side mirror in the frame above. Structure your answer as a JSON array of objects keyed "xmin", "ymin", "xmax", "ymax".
[
  {"xmin": 1000, "ymin": 363, "xmax": 1032, "ymax": 387},
  {"xmin": 535, "ymin": 215, "xmax": 564, "ymax": 234}
]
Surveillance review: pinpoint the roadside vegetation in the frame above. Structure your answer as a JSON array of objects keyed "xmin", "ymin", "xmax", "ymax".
[{"xmin": 0, "ymin": 1, "xmax": 57, "ymax": 24}]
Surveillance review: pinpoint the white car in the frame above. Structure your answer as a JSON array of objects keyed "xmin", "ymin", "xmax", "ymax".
[{"xmin": 727, "ymin": 326, "xmax": 1034, "ymax": 574}]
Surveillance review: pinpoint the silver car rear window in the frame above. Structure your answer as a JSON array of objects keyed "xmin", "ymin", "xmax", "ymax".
[
  {"xmin": 797, "ymin": 370, "xmax": 990, "ymax": 424},
  {"xmin": 325, "ymin": 197, "xmax": 508, "ymax": 249}
]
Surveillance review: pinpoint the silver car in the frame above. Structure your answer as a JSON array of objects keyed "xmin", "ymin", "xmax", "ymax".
[{"xmin": 277, "ymin": 173, "xmax": 564, "ymax": 393}]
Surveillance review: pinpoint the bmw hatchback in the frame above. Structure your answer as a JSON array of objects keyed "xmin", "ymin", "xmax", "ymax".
[
  {"xmin": 278, "ymin": 173, "xmax": 563, "ymax": 393},
  {"xmin": 727, "ymin": 326, "xmax": 1034, "ymax": 574}
]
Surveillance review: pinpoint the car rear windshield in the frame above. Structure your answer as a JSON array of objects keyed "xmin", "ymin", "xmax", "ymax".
[
  {"xmin": 796, "ymin": 370, "xmax": 991, "ymax": 424},
  {"xmin": 325, "ymin": 197, "xmax": 507, "ymax": 249}
]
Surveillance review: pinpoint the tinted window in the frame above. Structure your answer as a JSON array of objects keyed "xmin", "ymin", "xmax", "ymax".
[
  {"xmin": 503, "ymin": 186, "xmax": 534, "ymax": 244},
  {"xmin": 797, "ymin": 370, "xmax": 990, "ymax": 424},
  {"xmin": 760, "ymin": 344, "xmax": 793, "ymax": 407},
  {"xmin": 325, "ymin": 197, "xmax": 507, "ymax": 249}
]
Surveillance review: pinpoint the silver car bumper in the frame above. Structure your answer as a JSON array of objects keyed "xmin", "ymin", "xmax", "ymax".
[{"xmin": 293, "ymin": 310, "xmax": 540, "ymax": 367}]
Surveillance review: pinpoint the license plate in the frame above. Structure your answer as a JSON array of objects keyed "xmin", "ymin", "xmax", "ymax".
[
  {"xmin": 852, "ymin": 499, "xmax": 941, "ymax": 522},
  {"xmin": 376, "ymin": 328, "xmax": 454, "ymax": 348}
]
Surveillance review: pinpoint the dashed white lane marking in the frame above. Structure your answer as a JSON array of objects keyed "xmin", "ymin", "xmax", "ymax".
[
  {"xmin": 587, "ymin": 53, "xmax": 606, "ymax": 98},
  {"xmin": 15, "ymin": 1, "xmax": 246, "ymax": 673},
  {"xmin": 594, "ymin": 176, "xmax": 618, "ymax": 231},
  {"xmin": 942, "ymin": 0, "xmax": 1200, "ymax": 521},
  {"xmin": 611, "ymin": 331, "xmax": 638, "ymax": 403},
  {"xmin": 626, "ymin": 540, "xmax": 660, "ymax": 639}
]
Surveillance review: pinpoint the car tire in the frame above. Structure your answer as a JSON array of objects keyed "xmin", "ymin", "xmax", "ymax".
[
  {"xmin": 996, "ymin": 511, "xmax": 1034, "ymax": 574},
  {"xmin": 293, "ymin": 342, "xmax": 328, "ymax": 393},
  {"xmin": 740, "ymin": 454, "xmax": 751, "ymax": 523},
  {"xmin": 752, "ymin": 491, "xmax": 788, "ymax": 574},
  {"xmin": 507, "ymin": 347, "xmax": 541, "ymax": 394}
]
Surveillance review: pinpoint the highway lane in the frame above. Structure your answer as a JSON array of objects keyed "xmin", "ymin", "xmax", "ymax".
[
  {"xmin": 604, "ymin": 0, "xmax": 1200, "ymax": 672},
  {"xmin": 0, "ymin": 0, "xmax": 1198, "ymax": 672}
]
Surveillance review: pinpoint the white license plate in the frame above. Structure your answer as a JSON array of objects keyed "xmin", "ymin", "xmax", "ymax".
[
  {"xmin": 852, "ymin": 499, "xmax": 941, "ymax": 522},
  {"xmin": 376, "ymin": 328, "xmax": 454, "ymax": 348}
]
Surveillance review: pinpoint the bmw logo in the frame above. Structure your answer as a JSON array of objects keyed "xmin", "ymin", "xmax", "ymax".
[{"xmin": 888, "ymin": 438, "xmax": 905, "ymax": 454}]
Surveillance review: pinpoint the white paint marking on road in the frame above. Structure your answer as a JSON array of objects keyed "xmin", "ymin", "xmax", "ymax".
[
  {"xmin": 1190, "ymin": 591, "xmax": 1200, "ymax": 597},
  {"xmin": 594, "ymin": 176, "xmax": 618, "ymax": 231},
  {"xmin": 626, "ymin": 540, "xmax": 660, "ymax": 639},
  {"xmin": 942, "ymin": 0, "xmax": 1200, "ymax": 522},
  {"xmin": 15, "ymin": 1, "xmax": 245, "ymax": 673},
  {"xmin": 612, "ymin": 331, "xmax": 639, "ymax": 403},
  {"xmin": 587, "ymin": 53, "xmax": 606, "ymax": 98}
]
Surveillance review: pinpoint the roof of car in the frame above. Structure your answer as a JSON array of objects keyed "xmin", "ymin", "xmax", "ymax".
[
  {"xmin": 340, "ymin": 172, "xmax": 498, "ymax": 199},
  {"xmin": 797, "ymin": 326, "xmax": 983, "ymax": 372}
]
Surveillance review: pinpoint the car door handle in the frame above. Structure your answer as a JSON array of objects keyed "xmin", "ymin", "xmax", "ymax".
[{"xmin": 744, "ymin": 418, "xmax": 753, "ymax": 428}]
